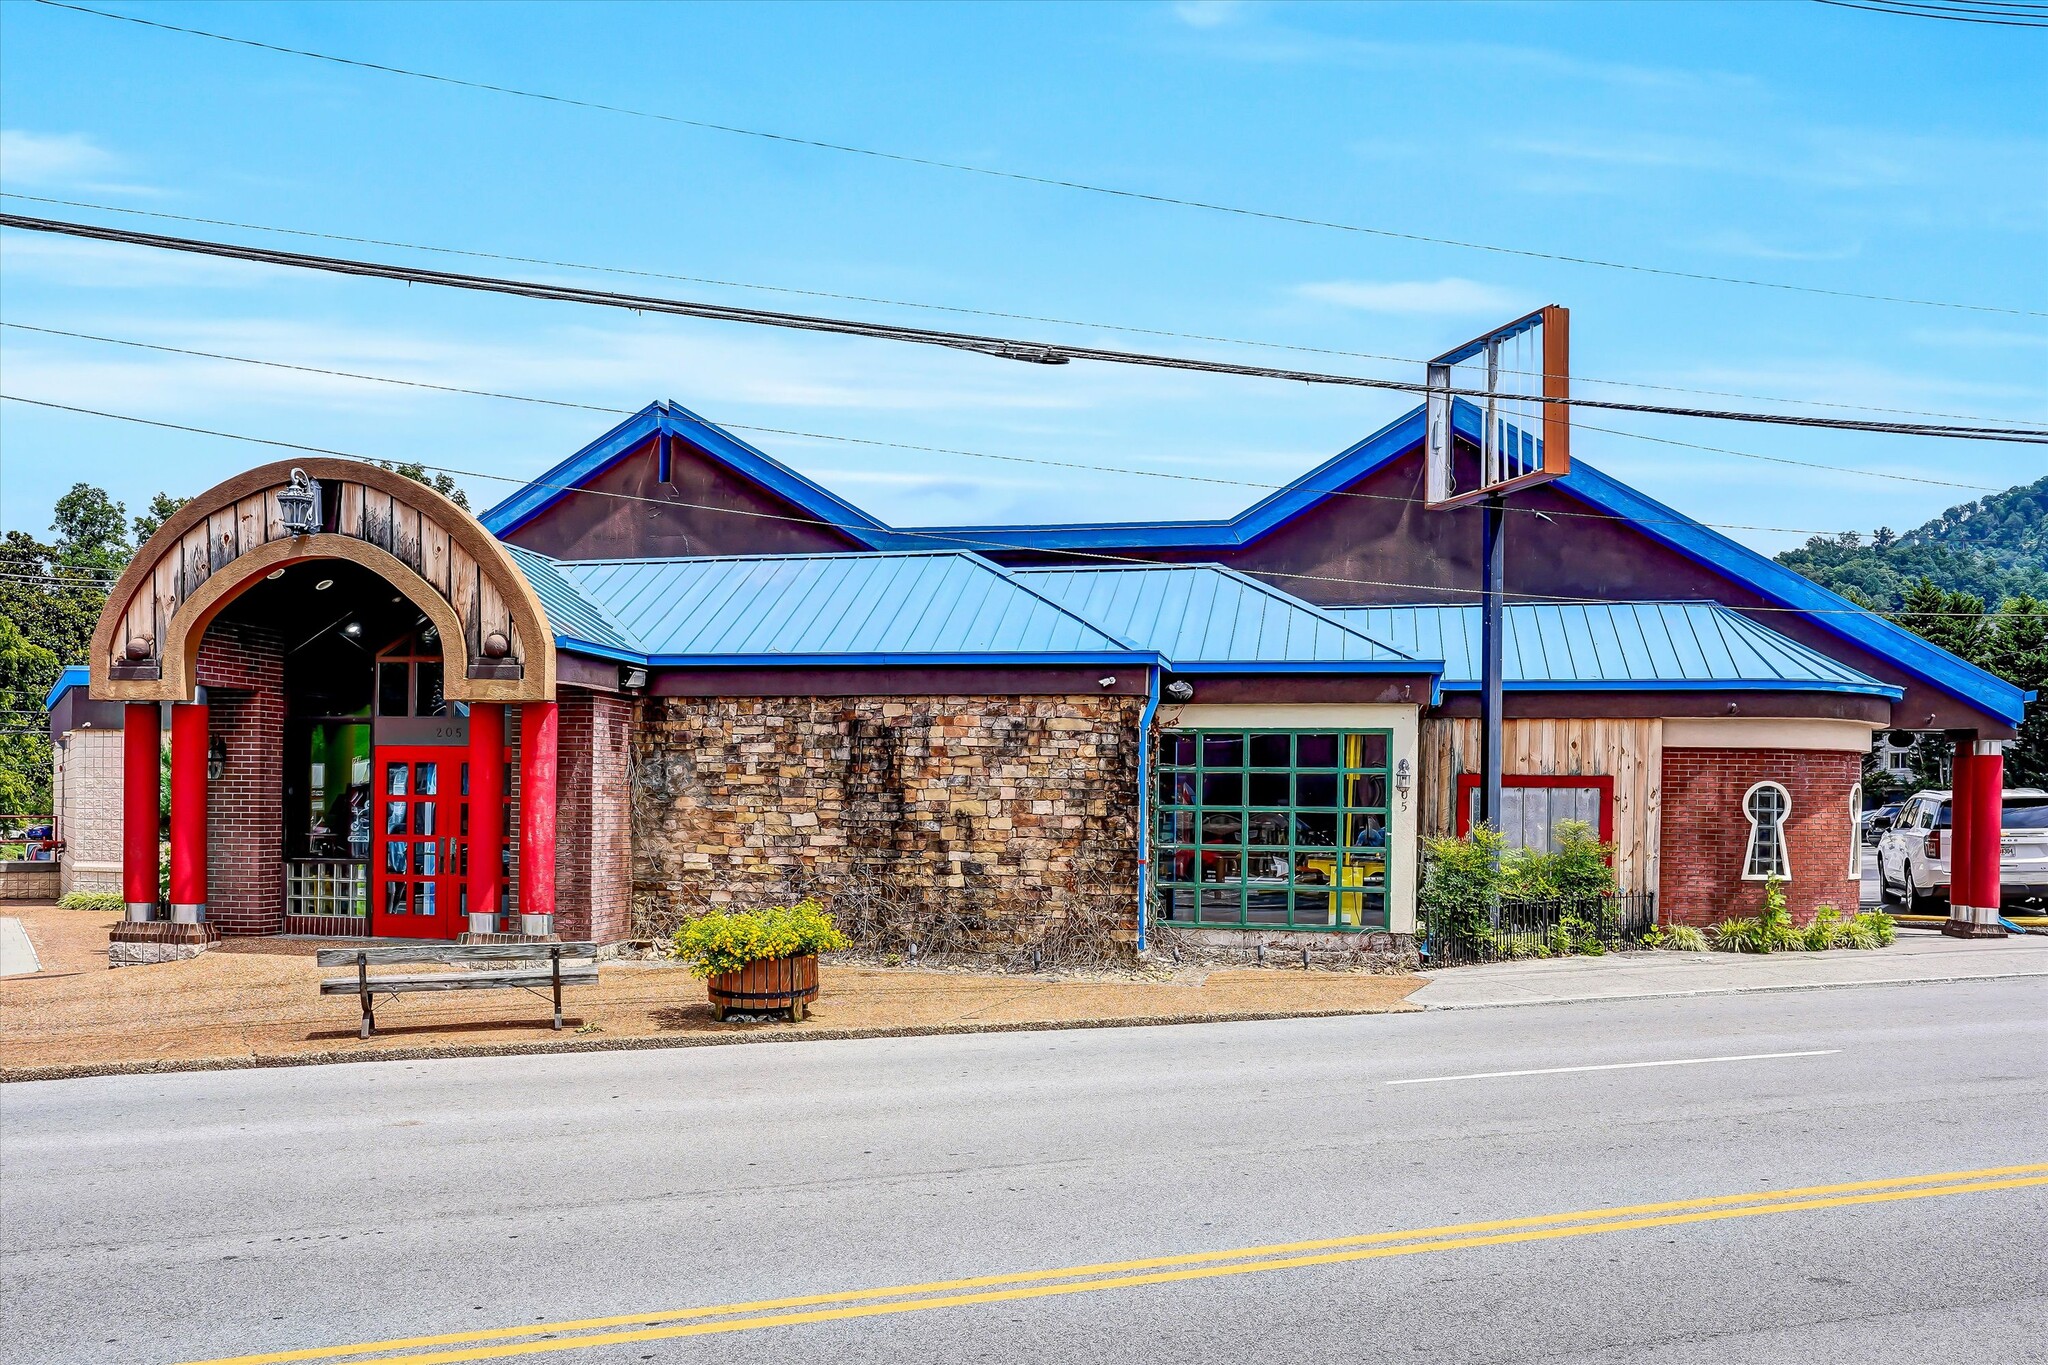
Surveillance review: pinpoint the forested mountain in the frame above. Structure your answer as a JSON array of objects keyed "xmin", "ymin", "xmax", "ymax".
[{"xmin": 1775, "ymin": 474, "xmax": 2048, "ymax": 611}]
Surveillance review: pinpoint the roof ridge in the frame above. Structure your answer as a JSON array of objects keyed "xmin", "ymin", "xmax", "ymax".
[{"xmin": 1018, "ymin": 561, "xmax": 1417, "ymax": 661}]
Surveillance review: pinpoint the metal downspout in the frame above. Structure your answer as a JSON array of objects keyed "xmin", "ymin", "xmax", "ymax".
[{"xmin": 1135, "ymin": 666, "xmax": 1161, "ymax": 955}]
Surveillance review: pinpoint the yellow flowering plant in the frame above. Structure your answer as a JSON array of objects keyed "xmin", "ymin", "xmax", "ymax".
[{"xmin": 671, "ymin": 899, "xmax": 849, "ymax": 979}]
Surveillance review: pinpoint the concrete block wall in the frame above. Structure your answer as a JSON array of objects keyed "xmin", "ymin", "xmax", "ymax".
[
  {"xmin": 1658, "ymin": 747, "xmax": 1862, "ymax": 926},
  {"xmin": 56, "ymin": 728, "xmax": 126, "ymax": 897}
]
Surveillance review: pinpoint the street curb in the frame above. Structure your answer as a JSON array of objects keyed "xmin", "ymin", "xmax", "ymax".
[
  {"xmin": 1414, "ymin": 968, "xmax": 2048, "ymax": 1011},
  {"xmin": 0, "ymin": 1000, "xmax": 1423, "ymax": 1084}
]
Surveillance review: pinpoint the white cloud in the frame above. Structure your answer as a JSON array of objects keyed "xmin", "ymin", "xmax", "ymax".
[
  {"xmin": 1171, "ymin": 0, "xmax": 1245, "ymax": 28},
  {"xmin": 1, "ymin": 130, "xmax": 115, "ymax": 184},
  {"xmin": 1908, "ymin": 327, "xmax": 2048, "ymax": 352},
  {"xmin": 0, "ymin": 129, "xmax": 156, "ymax": 195},
  {"xmin": 1294, "ymin": 278, "xmax": 1523, "ymax": 317},
  {"xmin": 0, "ymin": 235, "xmax": 285, "ymax": 289}
]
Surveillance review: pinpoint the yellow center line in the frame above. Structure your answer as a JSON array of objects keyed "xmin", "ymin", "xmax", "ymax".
[{"xmin": 180, "ymin": 1163, "xmax": 2048, "ymax": 1365}]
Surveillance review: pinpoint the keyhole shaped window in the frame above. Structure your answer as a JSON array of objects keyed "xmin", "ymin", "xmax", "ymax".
[{"xmin": 1743, "ymin": 781, "xmax": 1791, "ymax": 881}]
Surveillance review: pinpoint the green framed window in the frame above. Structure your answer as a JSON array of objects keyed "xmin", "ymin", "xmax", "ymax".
[{"xmin": 1153, "ymin": 728, "xmax": 1392, "ymax": 932}]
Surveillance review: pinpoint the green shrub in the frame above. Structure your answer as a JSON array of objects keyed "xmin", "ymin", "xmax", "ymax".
[
  {"xmin": 671, "ymin": 899, "xmax": 848, "ymax": 979},
  {"xmin": 1420, "ymin": 824, "xmax": 1505, "ymax": 942},
  {"xmin": 1642, "ymin": 923, "xmax": 1707, "ymax": 951},
  {"xmin": 1802, "ymin": 905, "xmax": 1845, "ymax": 952},
  {"xmin": 1852, "ymin": 910, "xmax": 1897, "ymax": 947},
  {"xmin": 57, "ymin": 890, "xmax": 124, "ymax": 913},
  {"xmin": 1709, "ymin": 916, "xmax": 1762, "ymax": 952}
]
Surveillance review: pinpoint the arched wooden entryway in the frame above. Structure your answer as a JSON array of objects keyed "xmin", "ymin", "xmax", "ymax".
[{"xmin": 88, "ymin": 460, "xmax": 560, "ymax": 941}]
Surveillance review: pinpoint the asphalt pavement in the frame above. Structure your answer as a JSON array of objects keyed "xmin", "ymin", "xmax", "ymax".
[{"xmin": 3, "ymin": 977, "xmax": 2044, "ymax": 1364}]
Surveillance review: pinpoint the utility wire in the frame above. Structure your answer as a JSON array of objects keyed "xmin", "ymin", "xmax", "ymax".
[
  {"xmin": 0, "ymin": 392, "xmax": 2008, "ymax": 618},
  {"xmin": 6, "ymin": 214, "xmax": 2044, "ymax": 446},
  {"xmin": 9, "ymin": 193, "xmax": 2038, "ymax": 431},
  {"xmin": 1814, "ymin": 0, "xmax": 2048, "ymax": 26},
  {"xmin": 33, "ymin": 0, "xmax": 2043, "ymax": 319},
  {"xmin": 1, "ymin": 323, "xmax": 2011, "ymax": 533}
]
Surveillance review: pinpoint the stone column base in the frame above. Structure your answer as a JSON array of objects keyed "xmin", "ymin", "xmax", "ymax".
[
  {"xmin": 108, "ymin": 920, "xmax": 221, "ymax": 968},
  {"xmin": 1941, "ymin": 904, "xmax": 2007, "ymax": 939}
]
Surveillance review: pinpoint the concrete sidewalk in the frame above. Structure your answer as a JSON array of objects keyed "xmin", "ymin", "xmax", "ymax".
[{"xmin": 1410, "ymin": 926, "xmax": 2048, "ymax": 1009}]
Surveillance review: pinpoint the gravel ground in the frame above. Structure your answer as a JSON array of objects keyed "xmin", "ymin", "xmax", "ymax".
[{"xmin": 0, "ymin": 903, "xmax": 1420, "ymax": 1078}]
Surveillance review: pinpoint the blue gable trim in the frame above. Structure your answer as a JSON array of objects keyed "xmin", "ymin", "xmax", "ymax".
[
  {"xmin": 479, "ymin": 400, "xmax": 890, "ymax": 544},
  {"xmin": 483, "ymin": 398, "xmax": 2025, "ymax": 726},
  {"xmin": 43, "ymin": 664, "xmax": 90, "ymax": 713},
  {"xmin": 1551, "ymin": 462, "xmax": 2030, "ymax": 727},
  {"xmin": 890, "ymin": 405, "xmax": 1436, "ymax": 551}
]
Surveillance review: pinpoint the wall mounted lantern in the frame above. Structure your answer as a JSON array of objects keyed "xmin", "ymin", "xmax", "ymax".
[
  {"xmin": 277, "ymin": 468, "xmax": 323, "ymax": 536},
  {"xmin": 207, "ymin": 736, "xmax": 228, "ymax": 781},
  {"xmin": 1394, "ymin": 757, "xmax": 1412, "ymax": 810}
]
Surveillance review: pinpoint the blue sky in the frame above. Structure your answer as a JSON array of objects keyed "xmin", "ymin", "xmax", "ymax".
[{"xmin": 2, "ymin": 0, "xmax": 2043, "ymax": 558}]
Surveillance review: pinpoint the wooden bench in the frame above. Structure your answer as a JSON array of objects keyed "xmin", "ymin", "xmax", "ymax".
[{"xmin": 316, "ymin": 942, "xmax": 600, "ymax": 1038}]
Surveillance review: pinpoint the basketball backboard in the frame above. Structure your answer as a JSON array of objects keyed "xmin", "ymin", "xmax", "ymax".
[{"xmin": 1424, "ymin": 305, "xmax": 1570, "ymax": 509}]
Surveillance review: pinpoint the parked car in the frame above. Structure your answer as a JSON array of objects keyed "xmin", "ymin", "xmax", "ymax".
[
  {"xmin": 1875, "ymin": 789, "xmax": 2048, "ymax": 911},
  {"xmin": 1861, "ymin": 802, "xmax": 1903, "ymax": 846}
]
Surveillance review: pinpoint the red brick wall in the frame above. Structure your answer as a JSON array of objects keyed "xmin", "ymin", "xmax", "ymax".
[
  {"xmin": 196, "ymin": 622, "xmax": 286, "ymax": 936},
  {"xmin": 553, "ymin": 688, "xmax": 633, "ymax": 941},
  {"xmin": 1659, "ymin": 747, "xmax": 1861, "ymax": 926}
]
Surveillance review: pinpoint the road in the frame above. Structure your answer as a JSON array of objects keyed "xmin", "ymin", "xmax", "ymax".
[{"xmin": 3, "ymin": 978, "xmax": 2045, "ymax": 1365}]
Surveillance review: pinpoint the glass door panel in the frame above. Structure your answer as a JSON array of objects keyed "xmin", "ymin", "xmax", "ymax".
[{"xmin": 371, "ymin": 747, "xmax": 465, "ymax": 939}]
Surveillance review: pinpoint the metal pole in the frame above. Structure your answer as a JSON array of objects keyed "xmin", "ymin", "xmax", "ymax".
[
  {"xmin": 1481, "ymin": 494, "xmax": 1506, "ymax": 833},
  {"xmin": 1481, "ymin": 494, "xmax": 1506, "ymax": 932}
]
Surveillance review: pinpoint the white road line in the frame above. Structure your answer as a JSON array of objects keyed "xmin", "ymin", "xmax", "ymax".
[{"xmin": 1384, "ymin": 1049, "xmax": 1841, "ymax": 1085}]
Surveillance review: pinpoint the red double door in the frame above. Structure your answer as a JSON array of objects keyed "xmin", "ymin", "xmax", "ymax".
[{"xmin": 371, "ymin": 746, "xmax": 472, "ymax": 939}]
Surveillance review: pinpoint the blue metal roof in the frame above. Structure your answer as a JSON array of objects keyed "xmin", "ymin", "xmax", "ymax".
[
  {"xmin": 1329, "ymin": 602, "xmax": 1905, "ymax": 697},
  {"xmin": 480, "ymin": 398, "xmax": 2026, "ymax": 723},
  {"xmin": 534, "ymin": 551, "xmax": 1147, "ymax": 666},
  {"xmin": 1015, "ymin": 564, "xmax": 1433, "ymax": 674},
  {"xmin": 502, "ymin": 545, "xmax": 641, "ymax": 660},
  {"xmin": 42, "ymin": 664, "xmax": 90, "ymax": 713}
]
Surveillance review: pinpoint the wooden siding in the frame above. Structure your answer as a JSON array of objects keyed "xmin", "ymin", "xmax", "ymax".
[
  {"xmin": 110, "ymin": 477, "xmax": 523, "ymax": 682},
  {"xmin": 1421, "ymin": 717, "xmax": 1663, "ymax": 897}
]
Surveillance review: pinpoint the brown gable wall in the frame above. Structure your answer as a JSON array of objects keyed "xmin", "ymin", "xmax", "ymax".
[
  {"xmin": 498, "ymin": 435, "xmax": 865, "ymax": 561},
  {"xmin": 993, "ymin": 446, "xmax": 2006, "ymax": 735}
]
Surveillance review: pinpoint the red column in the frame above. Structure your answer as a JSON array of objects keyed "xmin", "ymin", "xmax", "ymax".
[
  {"xmin": 1948, "ymin": 742, "xmax": 1974, "ymax": 921},
  {"xmin": 1969, "ymin": 741, "xmax": 2005, "ymax": 929},
  {"xmin": 122, "ymin": 703, "xmax": 161, "ymax": 921},
  {"xmin": 467, "ymin": 702, "xmax": 505, "ymax": 926},
  {"xmin": 519, "ymin": 701, "xmax": 558, "ymax": 922},
  {"xmin": 168, "ymin": 701, "xmax": 209, "ymax": 924}
]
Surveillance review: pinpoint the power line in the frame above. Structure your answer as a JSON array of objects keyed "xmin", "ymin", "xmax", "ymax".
[
  {"xmin": 0, "ymin": 392, "xmax": 2009, "ymax": 619},
  {"xmin": 1814, "ymin": 0, "xmax": 2048, "ymax": 26},
  {"xmin": 1, "ymin": 322, "xmax": 2011, "ymax": 539},
  {"xmin": 9, "ymin": 194, "xmax": 2039, "ymax": 431},
  {"xmin": 34, "ymin": 0, "xmax": 2042, "ymax": 319},
  {"xmin": 7, "ymin": 214, "xmax": 2045, "ymax": 446}
]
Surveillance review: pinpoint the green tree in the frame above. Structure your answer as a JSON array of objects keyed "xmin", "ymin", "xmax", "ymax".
[
  {"xmin": 132, "ymin": 492, "xmax": 191, "ymax": 544},
  {"xmin": 1893, "ymin": 578, "xmax": 1986, "ymax": 665},
  {"xmin": 379, "ymin": 462, "xmax": 469, "ymax": 510},
  {"xmin": 1983, "ymin": 596, "xmax": 2048, "ymax": 788},
  {"xmin": 0, "ymin": 483, "xmax": 186, "ymax": 812},
  {"xmin": 0, "ymin": 615, "xmax": 59, "ymax": 814}
]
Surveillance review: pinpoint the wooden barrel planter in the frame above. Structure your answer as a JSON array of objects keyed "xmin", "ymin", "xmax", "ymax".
[{"xmin": 707, "ymin": 954, "xmax": 820, "ymax": 1021}]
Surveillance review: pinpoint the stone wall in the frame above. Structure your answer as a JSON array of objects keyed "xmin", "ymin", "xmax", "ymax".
[
  {"xmin": 56, "ymin": 728, "xmax": 125, "ymax": 897},
  {"xmin": 1659, "ymin": 747, "xmax": 1862, "ymax": 926},
  {"xmin": 630, "ymin": 695, "xmax": 1144, "ymax": 954}
]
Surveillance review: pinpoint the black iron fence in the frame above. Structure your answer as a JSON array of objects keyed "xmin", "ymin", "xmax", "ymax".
[{"xmin": 1421, "ymin": 892, "xmax": 1657, "ymax": 967}]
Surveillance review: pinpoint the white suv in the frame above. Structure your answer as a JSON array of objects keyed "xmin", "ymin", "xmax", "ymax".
[{"xmin": 1876, "ymin": 789, "xmax": 2048, "ymax": 912}]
